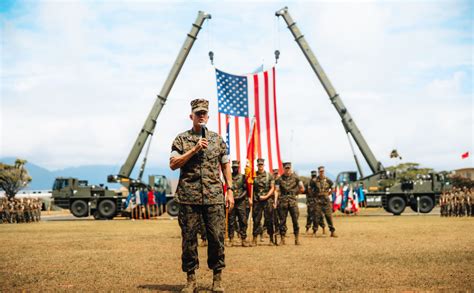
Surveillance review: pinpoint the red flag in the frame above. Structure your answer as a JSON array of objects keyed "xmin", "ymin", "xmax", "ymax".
[
  {"xmin": 245, "ymin": 118, "xmax": 258, "ymax": 197},
  {"xmin": 461, "ymin": 151, "xmax": 469, "ymax": 159}
]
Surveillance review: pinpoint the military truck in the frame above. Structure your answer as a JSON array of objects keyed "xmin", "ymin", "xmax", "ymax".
[
  {"xmin": 276, "ymin": 7, "xmax": 450, "ymax": 215},
  {"xmin": 51, "ymin": 11, "xmax": 211, "ymax": 219},
  {"xmin": 52, "ymin": 177, "xmax": 123, "ymax": 219}
]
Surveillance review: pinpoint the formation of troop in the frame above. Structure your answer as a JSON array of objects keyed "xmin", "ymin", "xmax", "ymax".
[
  {"xmin": 225, "ymin": 160, "xmax": 337, "ymax": 247},
  {"xmin": 0, "ymin": 197, "xmax": 42, "ymax": 224},
  {"xmin": 440, "ymin": 187, "xmax": 473, "ymax": 217}
]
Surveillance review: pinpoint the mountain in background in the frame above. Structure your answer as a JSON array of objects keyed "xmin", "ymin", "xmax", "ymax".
[{"xmin": 0, "ymin": 157, "xmax": 179, "ymax": 190}]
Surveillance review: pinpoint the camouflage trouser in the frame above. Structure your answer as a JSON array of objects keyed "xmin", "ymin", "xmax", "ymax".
[
  {"xmin": 252, "ymin": 201, "xmax": 267, "ymax": 237},
  {"xmin": 228, "ymin": 199, "xmax": 247, "ymax": 240},
  {"xmin": 198, "ymin": 214, "xmax": 207, "ymax": 241},
  {"xmin": 440, "ymin": 205, "xmax": 446, "ymax": 217},
  {"xmin": 278, "ymin": 197, "xmax": 299, "ymax": 236},
  {"xmin": 306, "ymin": 201, "xmax": 325, "ymax": 231},
  {"xmin": 178, "ymin": 204, "xmax": 225, "ymax": 273},
  {"xmin": 263, "ymin": 199, "xmax": 276, "ymax": 238},
  {"xmin": 314, "ymin": 198, "xmax": 335, "ymax": 233}
]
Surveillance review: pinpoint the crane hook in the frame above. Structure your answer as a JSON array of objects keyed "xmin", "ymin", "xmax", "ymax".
[{"xmin": 209, "ymin": 51, "xmax": 214, "ymax": 65}]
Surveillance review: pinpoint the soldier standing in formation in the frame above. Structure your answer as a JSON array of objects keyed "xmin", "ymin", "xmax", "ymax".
[
  {"xmin": 0, "ymin": 197, "xmax": 41, "ymax": 224},
  {"xmin": 305, "ymin": 170, "xmax": 326, "ymax": 235},
  {"xmin": 251, "ymin": 158, "xmax": 276, "ymax": 246},
  {"xmin": 276, "ymin": 162, "xmax": 305, "ymax": 245},
  {"xmin": 441, "ymin": 187, "xmax": 473, "ymax": 217},
  {"xmin": 169, "ymin": 98, "xmax": 234, "ymax": 293},
  {"xmin": 311, "ymin": 166, "xmax": 337, "ymax": 238},
  {"xmin": 227, "ymin": 160, "xmax": 250, "ymax": 247}
]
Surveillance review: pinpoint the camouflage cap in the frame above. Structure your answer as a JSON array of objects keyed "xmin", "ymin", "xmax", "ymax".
[
  {"xmin": 283, "ymin": 162, "xmax": 291, "ymax": 168},
  {"xmin": 191, "ymin": 98, "xmax": 209, "ymax": 113},
  {"xmin": 272, "ymin": 168, "xmax": 279, "ymax": 174},
  {"xmin": 232, "ymin": 160, "xmax": 240, "ymax": 168},
  {"xmin": 311, "ymin": 170, "xmax": 317, "ymax": 176},
  {"xmin": 257, "ymin": 158, "xmax": 265, "ymax": 165}
]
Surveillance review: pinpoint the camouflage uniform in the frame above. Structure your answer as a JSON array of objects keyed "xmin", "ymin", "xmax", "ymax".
[
  {"xmin": 439, "ymin": 192, "xmax": 447, "ymax": 217},
  {"xmin": 171, "ymin": 123, "xmax": 228, "ymax": 273},
  {"xmin": 228, "ymin": 161, "xmax": 248, "ymax": 244},
  {"xmin": 252, "ymin": 167, "xmax": 275, "ymax": 239},
  {"xmin": 306, "ymin": 171, "xmax": 325, "ymax": 233},
  {"xmin": 276, "ymin": 165, "xmax": 301, "ymax": 239},
  {"xmin": 312, "ymin": 171, "xmax": 336, "ymax": 234}
]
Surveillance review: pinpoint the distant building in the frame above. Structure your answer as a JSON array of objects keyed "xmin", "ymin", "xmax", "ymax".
[{"xmin": 453, "ymin": 168, "xmax": 474, "ymax": 180}]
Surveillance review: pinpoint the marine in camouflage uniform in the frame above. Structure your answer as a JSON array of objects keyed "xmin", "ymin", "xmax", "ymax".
[
  {"xmin": 251, "ymin": 158, "xmax": 276, "ymax": 246},
  {"xmin": 227, "ymin": 160, "xmax": 249, "ymax": 247},
  {"xmin": 462, "ymin": 187, "xmax": 470, "ymax": 217},
  {"xmin": 447, "ymin": 190, "xmax": 454, "ymax": 217},
  {"xmin": 312, "ymin": 166, "xmax": 337, "ymax": 237},
  {"xmin": 439, "ymin": 191, "xmax": 447, "ymax": 217},
  {"xmin": 276, "ymin": 162, "xmax": 304, "ymax": 245},
  {"xmin": 169, "ymin": 99, "xmax": 234, "ymax": 293},
  {"xmin": 305, "ymin": 170, "xmax": 326, "ymax": 234}
]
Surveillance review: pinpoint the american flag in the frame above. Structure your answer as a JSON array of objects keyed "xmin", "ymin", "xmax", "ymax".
[{"xmin": 216, "ymin": 67, "xmax": 283, "ymax": 174}]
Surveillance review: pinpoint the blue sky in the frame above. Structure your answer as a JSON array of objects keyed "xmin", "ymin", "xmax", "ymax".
[{"xmin": 1, "ymin": 0, "xmax": 472, "ymax": 176}]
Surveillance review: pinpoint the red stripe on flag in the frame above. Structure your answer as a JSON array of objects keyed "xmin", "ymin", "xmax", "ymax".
[
  {"xmin": 234, "ymin": 116, "xmax": 241, "ymax": 163},
  {"xmin": 245, "ymin": 117, "xmax": 250, "ymax": 144},
  {"xmin": 253, "ymin": 74, "xmax": 262, "ymax": 158},
  {"xmin": 218, "ymin": 112, "xmax": 222, "ymax": 136},
  {"xmin": 264, "ymin": 71, "xmax": 273, "ymax": 171},
  {"xmin": 272, "ymin": 67, "xmax": 283, "ymax": 172}
]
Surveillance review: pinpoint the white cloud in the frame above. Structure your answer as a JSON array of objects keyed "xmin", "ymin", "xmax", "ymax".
[{"xmin": 1, "ymin": 0, "xmax": 472, "ymax": 175}]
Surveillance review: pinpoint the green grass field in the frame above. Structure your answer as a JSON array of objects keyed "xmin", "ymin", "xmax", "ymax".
[{"xmin": 1, "ymin": 211, "xmax": 473, "ymax": 292}]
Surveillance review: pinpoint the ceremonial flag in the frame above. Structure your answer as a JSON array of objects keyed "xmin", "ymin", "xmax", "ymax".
[
  {"xmin": 341, "ymin": 185, "xmax": 349, "ymax": 211},
  {"xmin": 216, "ymin": 67, "xmax": 283, "ymax": 173},
  {"xmin": 461, "ymin": 151, "xmax": 469, "ymax": 159},
  {"xmin": 357, "ymin": 185, "xmax": 365, "ymax": 206},
  {"xmin": 245, "ymin": 118, "xmax": 258, "ymax": 196},
  {"xmin": 351, "ymin": 187, "xmax": 360, "ymax": 213},
  {"xmin": 345, "ymin": 185, "xmax": 353, "ymax": 213},
  {"xmin": 333, "ymin": 184, "xmax": 343, "ymax": 212}
]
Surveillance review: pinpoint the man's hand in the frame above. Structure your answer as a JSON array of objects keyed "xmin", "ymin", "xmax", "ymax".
[
  {"xmin": 273, "ymin": 201, "xmax": 278, "ymax": 209},
  {"xmin": 193, "ymin": 138, "xmax": 208, "ymax": 152},
  {"xmin": 226, "ymin": 189, "xmax": 234, "ymax": 210}
]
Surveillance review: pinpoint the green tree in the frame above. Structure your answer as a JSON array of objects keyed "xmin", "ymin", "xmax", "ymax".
[
  {"xmin": 381, "ymin": 162, "xmax": 434, "ymax": 187},
  {"xmin": 0, "ymin": 159, "xmax": 32, "ymax": 200}
]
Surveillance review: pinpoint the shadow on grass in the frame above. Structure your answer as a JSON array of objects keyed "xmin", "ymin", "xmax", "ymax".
[
  {"xmin": 138, "ymin": 284, "xmax": 211, "ymax": 292},
  {"xmin": 137, "ymin": 284, "xmax": 182, "ymax": 291}
]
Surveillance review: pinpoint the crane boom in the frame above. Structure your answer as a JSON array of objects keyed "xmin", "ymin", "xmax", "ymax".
[
  {"xmin": 275, "ymin": 7, "xmax": 384, "ymax": 175},
  {"xmin": 113, "ymin": 11, "xmax": 211, "ymax": 181}
]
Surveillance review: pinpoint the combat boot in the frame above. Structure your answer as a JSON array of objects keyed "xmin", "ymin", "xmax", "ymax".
[
  {"xmin": 251, "ymin": 236, "xmax": 258, "ymax": 247},
  {"xmin": 259, "ymin": 234, "xmax": 265, "ymax": 242},
  {"xmin": 241, "ymin": 238, "xmax": 250, "ymax": 247},
  {"xmin": 295, "ymin": 234, "xmax": 301, "ymax": 245},
  {"xmin": 269, "ymin": 234, "xmax": 275, "ymax": 246},
  {"xmin": 212, "ymin": 270, "xmax": 224, "ymax": 292},
  {"xmin": 330, "ymin": 231, "xmax": 338, "ymax": 238},
  {"xmin": 280, "ymin": 235, "xmax": 286, "ymax": 245},
  {"xmin": 225, "ymin": 238, "xmax": 233, "ymax": 247},
  {"xmin": 181, "ymin": 272, "xmax": 196, "ymax": 293}
]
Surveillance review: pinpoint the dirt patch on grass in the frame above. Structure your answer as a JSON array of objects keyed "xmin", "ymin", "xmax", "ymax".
[{"xmin": 1, "ymin": 213, "xmax": 473, "ymax": 291}]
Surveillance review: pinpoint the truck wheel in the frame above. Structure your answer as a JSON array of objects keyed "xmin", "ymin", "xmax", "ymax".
[
  {"xmin": 70, "ymin": 200, "xmax": 88, "ymax": 217},
  {"xmin": 418, "ymin": 196, "xmax": 434, "ymax": 213},
  {"xmin": 166, "ymin": 199, "xmax": 179, "ymax": 217},
  {"xmin": 98, "ymin": 199, "xmax": 116, "ymax": 219},
  {"xmin": 387, "ymin": 196, "xmax": 406, "ymax": 215}
]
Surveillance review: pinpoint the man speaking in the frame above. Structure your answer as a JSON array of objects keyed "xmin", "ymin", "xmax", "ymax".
[{"xmin": 170, "ymin": 98, "xmax": 234, "ymax": 293}]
